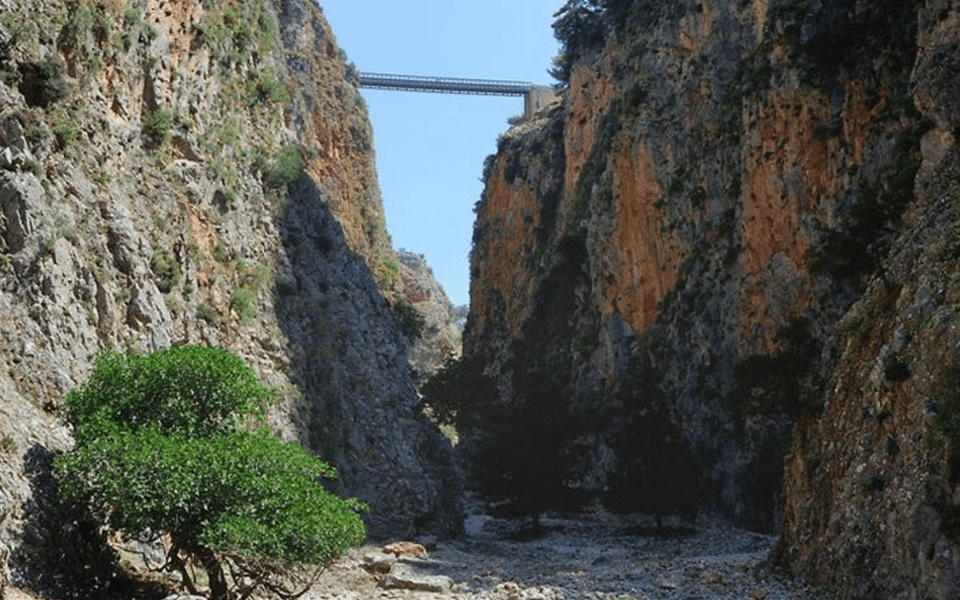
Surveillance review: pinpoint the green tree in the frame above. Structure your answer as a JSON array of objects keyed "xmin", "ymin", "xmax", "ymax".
[
  {"xmin": 422, "ymin": 356, "xmax": 579, "ymax": 534},
  {"xmin": 550, "ymin": 0, "xmax": 607, "ymax": 82},
  {"xmin": 55, "ymin": 345, "xmax": 366, "ymax": 600},
  {"xmin": 392, "ymin": 299, "xmax": 426, "ymax": 340}
]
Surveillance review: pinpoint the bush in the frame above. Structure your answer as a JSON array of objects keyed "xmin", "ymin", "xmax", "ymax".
[
  {"xmin": 392, "ymin": 299, "xmax": 426, "ymax": 340},
  {"xmin": 931, "ymin": 364, "xmax": 960, "ymax": 479},
  {"xmin": 229, "ymin": 286, "xmax": 258, "ymax": 323},
  {"xmin": 19, "ymin": 56, "xmax": 71, "ymax": 107},
  {"xmin": 196, "ymin": 302, "xmax": 219, "ymax": 324},
  {"xmin": 263, "ymin": 144, "xmax": 302, "ymax": 188},
  {"xmin": 150, "ymin": 246, "xmax": 181, "ymax": 293},
  {"xmin": 52, "ymin": 119, "xmax": 79, "ymax": 149},
  {"xmin": 55, "ymin": 346, "xmax": 366, "ymax": 600},
  {"xmin": 253, "ymin": 75, "xmax": 290, "ymax": 105},
  {"xmin": 421, "ymin": 356, "xmax": 493, "ymax": 432},
  {"xmin": 142, "ymin": 107, "xmax": 175, "ymax": 146}
]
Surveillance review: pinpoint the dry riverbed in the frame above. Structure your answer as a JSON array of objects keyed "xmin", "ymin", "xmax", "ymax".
[{"xmin": 307, "ymin": 514, "xmax": 829, "ymax": 600}]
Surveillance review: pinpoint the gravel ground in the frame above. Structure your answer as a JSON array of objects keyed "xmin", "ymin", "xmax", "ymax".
[{"xmin": 307, "ymin": 515, "xmax": 829, "ymax": 600}]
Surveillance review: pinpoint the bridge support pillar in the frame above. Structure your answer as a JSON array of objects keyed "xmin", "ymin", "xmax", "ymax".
[{"xmin": 524, "ymin": 86, "xmax": 558, "ymax": 120}]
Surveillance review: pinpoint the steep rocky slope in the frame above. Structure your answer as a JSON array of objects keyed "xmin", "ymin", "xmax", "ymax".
[
  {"xmin": 0, "ymin": 0, "xmax": 459, "ymax": 592},
  {"xmin": 775, "ymin": 3, "xmax": 960, "ymax": 597},
  {"xmin": 463, "ymin": 0, "xmax": 959, "ymax": 596},
  {"xmin": 396, "ymin": 249, "xmax": 461, "ymax": 381}
]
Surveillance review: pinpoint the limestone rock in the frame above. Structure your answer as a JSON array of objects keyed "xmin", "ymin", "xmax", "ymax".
[
  {"xmin": 464, "ymin": 0, "xmax": 937, "ymax": 538},
  {"xmin": 0, "ymin": 116, "xmax": 35, "ymax": 170},
  {"xmin": 655, "ymin": 575, "xmax": 682, "ymax": 590},
  {"xmin": 0, "ymin": 171, "xmax": 44, "ymax": 253},
  {"xmin": 462, "ymin": 1, "xmax": 960, "ymax": 598},
  {"xmin": 379, "ymin": 573, "xmax": 453, "ymax": 594},
  {"xmin": 362, "ymin": 551, "xmax": 396, "ymax": 575},
  {"xmin": 704, "ymin": 571, "xmax": 725, "ymax": 585},
  {"xmin": 383, "ymin": 541, "xmax": 428, "ymax": 559},
  {"xmin": 397, "ymin": 249, "xmax": 462, "ymax": 380}
]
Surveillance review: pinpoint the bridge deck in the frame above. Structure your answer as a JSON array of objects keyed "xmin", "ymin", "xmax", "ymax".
[{"xmin": 359, "ymin": 72, "xmax": 533, "ymax": 96}]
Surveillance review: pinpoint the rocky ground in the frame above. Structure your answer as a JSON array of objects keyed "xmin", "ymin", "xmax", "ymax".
[{"xmin": 306, "ymin": 514, "xmax": 830, "ymax": 600}]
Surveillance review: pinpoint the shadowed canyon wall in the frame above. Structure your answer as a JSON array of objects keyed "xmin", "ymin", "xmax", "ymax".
[{"xmin": 464, "ymin": 0, "xmax": 960, "ymax": 595}]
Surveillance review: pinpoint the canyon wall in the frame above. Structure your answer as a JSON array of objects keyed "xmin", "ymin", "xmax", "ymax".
[
  {"xmin": 776, "ymin": 2, "xmax": 960, "ymax": 597},
  {"xmin": 465, "ymin": 0, "xmax": 960, "ymax": 595},
  {"xmin": 397, "ymin": 249, "xmax": 462, "ymax": 382},
  {"xmin": 0, "ymin": 0, "xmax": 459, "ymax": 592}
]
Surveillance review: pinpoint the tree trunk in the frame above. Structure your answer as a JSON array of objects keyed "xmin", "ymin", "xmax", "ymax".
[
  {"xmin": 195, "ymin": 545, "xmax": 230, "ymax": 600},
  {"xmin": 167, "ymin": 544, "xmax": 200, "ymax": 596}
]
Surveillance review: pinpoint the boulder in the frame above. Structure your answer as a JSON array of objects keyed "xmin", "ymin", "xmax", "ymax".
[
  {"xmin": 383, "ymin": 541, "xmax": 427, "ymax": 559},
  {"xmin": 361, "ymin": 551, "xmax": 396, "ymax": 575},
  {"xmin": 378, "ymin": 573, "xmax": 452, "ymax": 594}
]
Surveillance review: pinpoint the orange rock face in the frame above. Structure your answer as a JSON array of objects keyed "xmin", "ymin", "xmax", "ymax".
[
  {"xmin": 469, "ymin": 159, "xmax": 540, "ymax": 334},
  {"xmin": 605, "ymin": 139, "xmax": 681, "ymax": 335},
  {"xmin": 466, "ymin": 0, "xmax": 931, "ymax": 544},
  {"xmin": 738, "ymin": 93, "xmax": 828, "ymax": 349},
  {"xmin": 565, "ymin": 64, "xmax": 614, "ymax": 197},
  {"xmin": 736, "ymin": 81, "xmax": 890, "ymax": 351}
]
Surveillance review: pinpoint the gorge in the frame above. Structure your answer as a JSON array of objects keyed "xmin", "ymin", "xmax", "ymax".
[{"xmin": 0, "ymin": 1, "xmax": 958, "ymax": 599}]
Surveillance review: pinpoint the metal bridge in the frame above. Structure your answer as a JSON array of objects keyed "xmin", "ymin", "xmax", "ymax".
[{"xmin": 359, "ymin": 72, "xmax": 535, "ymax": 97}]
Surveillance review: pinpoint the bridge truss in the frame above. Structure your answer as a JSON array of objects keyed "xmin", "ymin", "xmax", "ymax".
[{"xmin": 359, "ymin": 72, "xmax": 534, "ymax": 97}]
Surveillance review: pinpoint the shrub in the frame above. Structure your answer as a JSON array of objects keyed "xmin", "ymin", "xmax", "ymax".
[
  {"xmin": 150, "ymin": 246, "xmax": 180, "ymax": 293},
  {"xmin": 253, "ymin": 75, "xmax": 290, "ymax": 105},
  {"xmin": 59, "ymin": 2, "xmax": 95, "ymax": 54},
  {"xmin": 122, "ymin": 8, "xmax": 141, "ymax": 50},
  {"xmin": 143, "ymin": 107, "xmax": 175, "ymax": 146},
  {"xmin": 39, "ymin": 54, "xmax": 70, "ymax": 93},
  {"xmin": 122, "ymin": 8, "xmax": 139, "ymax": 26},
  {"xmin": 392, "ymin": 299, "xmax": 426, "ymax": 340},
  {"xmin": 550, "ymin": 1, "xmax": 606, "ymax": 82},
  {"xmin": 931, "ymin": 364, "xmax": 960, "ymax": 475},
  {"xmin": 196, "ymin": 302, "xmax": 219, "ymax": 324},
  {"xmin": 211, "ymin": 241, "xmax": 232, "ymax": 264},
  {"xmin": 421, "ymin": 356, "xmax": 493, "ymax": 432},
  {"xmin": 52, "ymin": 119, "xmax": 79, "ymax": 149},
  {"xmin": 55, "ymin": 346, "xmax": 366, "ymax": 600},
  {"xmin": 263, "ymin": 145, "xmax": 302, "ymax": 188},
  {"xmin": 19, "ymin": 56, "xmax": 71, "ymax": 107},
  {"xmin": 229, "ymin": 286, "xmax": 257, "ymax": 323},
  {"xmin": 883, "ymin": 353, "xmax": 911, "ymax": 382}
]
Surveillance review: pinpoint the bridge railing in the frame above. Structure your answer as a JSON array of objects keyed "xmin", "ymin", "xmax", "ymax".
[{"xmin": 359, "ymin": 72, "xmax": 534, "ymax": 97}]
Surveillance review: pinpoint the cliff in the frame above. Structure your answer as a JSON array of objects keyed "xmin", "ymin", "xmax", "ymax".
[
  {"xmin": 775, "ymin": 2, "xmax": 960, "ymax": 597},
  {"xmin": 396, "ymin": 249, "xmax": 461, "ymax": 381},
  {"xmin": 0, "ymin": 0, "xmax": 459, "ymax": 592},
  {"xmin": 464, "ymin": 0, "xmax": 960, "ymax": 596}
]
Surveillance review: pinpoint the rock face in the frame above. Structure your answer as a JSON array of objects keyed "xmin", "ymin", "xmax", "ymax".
[
  {"xmin": 775, "ymin": 3, "xmax": 960, "ymax": 598},
  {"xmin": 465, "ymin": 0, "xmax": 960, "ymax": 596},
  {"xmin": 397, "ymin": 249, "xmax": 461, "ymax": 381},
  {"xmin": 0, "ymin": 0, "xmax": 459, "ymax": 591}
]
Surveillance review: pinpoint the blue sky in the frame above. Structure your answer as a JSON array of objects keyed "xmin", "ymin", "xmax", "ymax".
[{"xmin": 319, "ymin": 0, "xmax": 563, "ymax": 307}]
